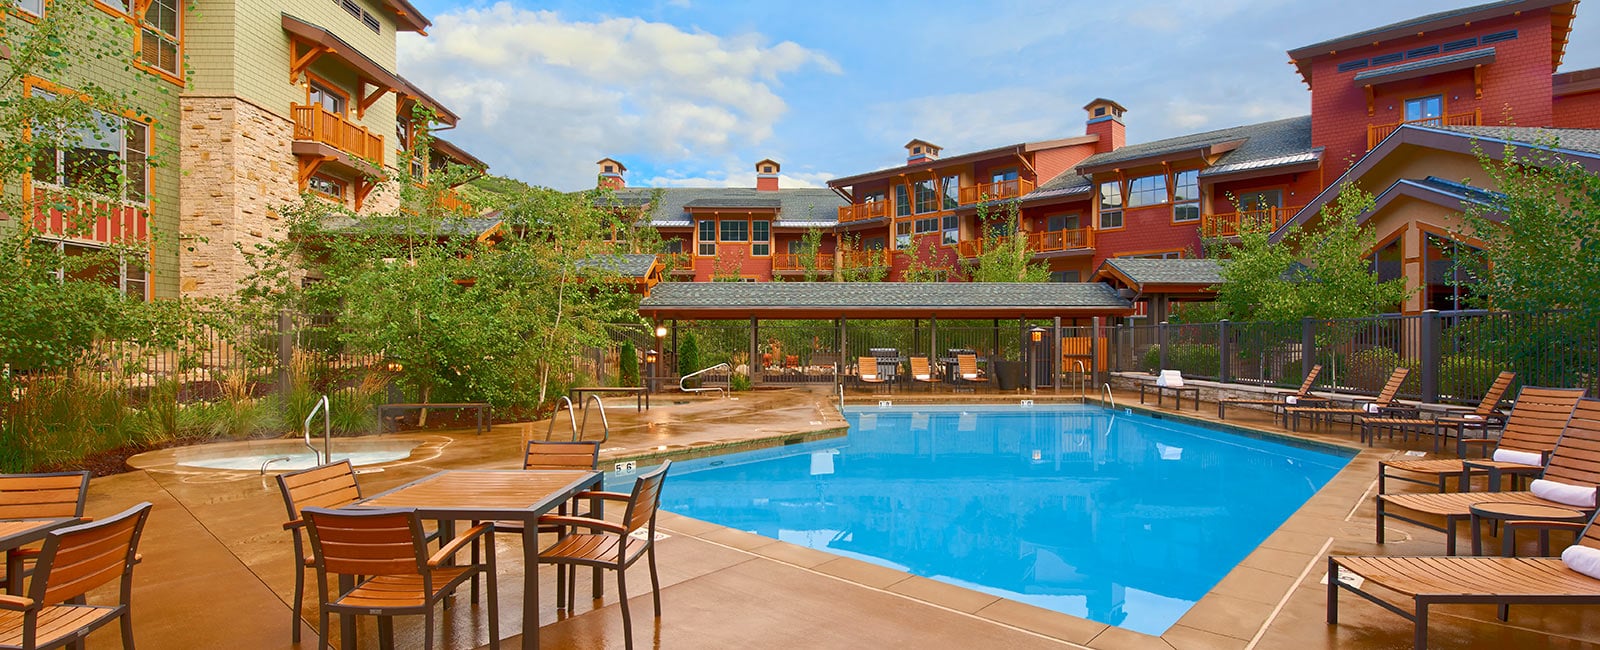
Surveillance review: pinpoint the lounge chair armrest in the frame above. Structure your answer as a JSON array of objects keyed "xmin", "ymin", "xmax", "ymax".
[
  {"xmin": 0, "ymin": 595, "xmax": 35, "ymax": 612},
  {"xmin": 283, "ymin": 519, "xmax": 305, "ymax": 531},
  {"xmin": 537, "ymin": 515, "xmax": 627, "ymax": 535},
  {"xmin": 574, "ymin": 491, "xmax": 633, "ymax": 502},
  {"xmin": 428, "ymin": 523, "xmax": 494, "ymax": 568}
]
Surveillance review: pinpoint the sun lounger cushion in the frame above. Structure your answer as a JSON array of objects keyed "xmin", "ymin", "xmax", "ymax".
[
  {"xmin": 1493, "ymin": 449, "xmax": 1544, "ymax": 466},
  {"xmin": 914, "ymin": 374, "xmax": 930, "ymax": 380},
  {"xmin": 1530, "ymin": 479, "xmax": 1597, "ymax": 508},
  {"xmin": 1562, "ymin": 545, "xmax": 1600, "ymax": 580},
  {"xmin": 1463, "ymin": 414, "xmax": 1485, "ymax": 421},
  {"xmin": 861, "ymin": 373, "xmax": 877, "ymax": 380},
  {"xmin": 1362, "ymin": 403, "xmax": 1383, "ymax": 413}
]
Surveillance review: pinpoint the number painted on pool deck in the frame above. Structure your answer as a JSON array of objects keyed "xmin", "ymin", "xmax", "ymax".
[{"xmin": 614, "ymin": 461, "xmax": 636, "ymax": 473}]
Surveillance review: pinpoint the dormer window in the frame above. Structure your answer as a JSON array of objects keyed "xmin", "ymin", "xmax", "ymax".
[
  {"xmin": 1095, "ymin": 107, "xmax": 1106, "ymax": 117},
  {"xmin": 763, "ymin": 165, "xmax": 774, "ymax": 173},
  {"xmin": 912, "ymin": 146, "xmax": 922, "ymax": 154},
  {"xmin": 604, "ymin": 165, "xmax": 614, "ymax": 173}
]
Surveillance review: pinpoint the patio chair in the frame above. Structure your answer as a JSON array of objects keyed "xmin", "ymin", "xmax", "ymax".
[
  {"xmin": 856, "ymin": 356, "xmax": 888, "ymax": 393},
  {"xmin": 473, "ymin": 441, "xmax": 603, "ymax": 599},
  {"xmin": 0, "ymin": 502, "xmax": 151, "ymax": 650},
  {"xmin": 1375, "ymin": 397, "xmax": 1600, "ymax": 556},
  {"xmin": 956, "ymin": 354, "xmax": 987, "ymax": 387},
  {"xmin": 1216, "ymin": 364, "xmax": 1325, "ymax": 421},
  {"xmin": 1330, "ymin": 507, "xmax": 1600, "ymax": 649},
  {"xmin": 538, "ymin": 460, "xmax": 671, "ymax": 650},
  {"xmin": 301, "ymin": 507, "xmax": 498, "ymax": 650},
  {"xmin": 1378, "ymin": 386, "xmax": 1584, "ymax": 494},
  {"xmin": 1282, "ymin": 367, "xmax": 1410, "ymax": 431},
  {"xmin": 1362, "ymin": 371, "xmax": 1517, "ymax": 453},
  {"xmin": 908, "ymin": 357, "xmax": 939, "ymax": 391},
  {"xmin": 0, "ymin": 471, "xmax": 90, "ymax": 588}
]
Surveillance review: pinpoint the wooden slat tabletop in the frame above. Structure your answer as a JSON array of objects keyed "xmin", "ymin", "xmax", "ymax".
[
  {"xmin": 0, "ymin": 518, "xmax": 73, "ymax": 548},
  {"xmin": 360, "ymin": 470, "xmax": 596, "ymax": 510}
]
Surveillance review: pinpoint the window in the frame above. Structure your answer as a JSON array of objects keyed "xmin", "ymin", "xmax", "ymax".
[
  {"xmin": 662, "ymin": 239, "xmax": 683, "ymax": 254},
  {"xmin": 942, "ymin": 214, "xmax": 958, "ymax": 245},
  {"xmin": 308, "ymin": 174, "xmax": 346, "ymax": 200},
  {"xmin": 752, "ymin": 221, "xmax": 770, "ymax": 256},
  {"xmin": 361, "ymin": 12, "xmax": 381, "ymax": 33},
  {"xmin": 1098, "ymin": 181, "xmax": 1123, "ymax": 229},
  {"xmin": 1404, "ymin": 95, "xmax": 1443, "ymax": 125},
  {"xmin": 340, "ymin": 0, "xmax": 361, "ymax": 18},
  {"xmin": 762, "ymin": 165, "xmax": 774, "ymax": 173},
  {"xmin": 1172, "ymin": 169, "xmax": 1200, "ymax": 222},
  {"xmin": 1127, "ymin": 174, "xmax": 1167, "ymax": 208},
  {"xmin": 912, "ymin": 146, "xmax": 922, "ymax": 154},
  {"xmin": 1049, "ymin": 270, "xmax": 1081, "ymax": 283},
  {"xmin": 1046, "ymin": 214, "xmax": 1080, "ymax": 232},
  {"xmin": 14, "ymin": 0, "xmax": 43, "ymax": 16},
  {"xmin": 1094, "ymin": 106, "xmax": 1106, "ymax": 117},
  {"xmin": 991, "ymin": 168, "xmax": 1018, "ymax": 183},
  {"xmin": 913, "ymin": 178, "xmax": 937, "ymax": 214},
  {"xmin": 787, "ymin": 240, "xmax": 804, "ymax": 254},
  {"xmin": 603, "ymin": 164, "xmax": 614, "ymax": 173},
  {"xmin": 863, "ymin": 237, "xmax": 885, "ymax": 251},
  {"xmin": 31, "ymin": 92, "xmax": 150, "ymax": 204},
  {"xmin": 895, "ymin": 222, "xmax": 911, "ymax": 249},
  {"xmin": 1234, "ymin": 189, "xmax": 1282, "ymax": 212},
  {"xmin": 941, "ymin": 174, "xmax": 960, "ymax": 210},
  {"xmin": 719, "ymin": 219, "xmax": 748, "ymax": 242},
  {"xmin": 38, "ymin": 239, "xmax": 148, "ymax": 301},
  {"xmin": 139, "ymin": 0, "xmax": 181, "ymax": 76},
  {"xmin": 1122, "ymin": 251, "xmax": 1182, "ymax": 260},
  {"xmin": 395, "ymin": 117, "xmax": 413, "ymax": 151},
  {"xmin": 863, "ymin": 191, "xmax": 885, "ymax": 204},
  {"xmin": 308, "ymin": 80, "xmax": 347, "ymax": 115},
  {"xmin": 914, "ymin": 217, "xmax": 939, "ymax": 235},
  {"xmin": 698, "ymin": 220, "xmax": 716, "ymax": 256},
  {"xmin": 1424, "ymin": 234, "xmax": 1484, "ymax": 312},
  {"xmin": 894, "ymin": 184, "xmax": 910, "ymax": 217}
]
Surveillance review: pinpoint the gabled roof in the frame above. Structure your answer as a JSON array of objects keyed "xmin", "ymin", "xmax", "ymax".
[
  {"xmin": 639, "ymin": 281, "xmax": 1133, "ymax": 319},
  {"xmin": 1075, "ymin": 116, "xmax": 1315, "ymax": 175},
  {"xmin": 431, "ymin": 137, "xmax": 487, "ymax": 171},
  {"xmin": 1021, "ymin": 171, "xmax": 1094, "ymax": 204},
  {"xmin": 1437, "ymin": 125, "xmax": 1600, "ymax": 154},
  {"xmin": 829, "ymin": 142, "xmax": 1026, "ymax": 187},
  {"xmin": 575, "ymin": 253, "xmax": 660, "ymax": 279},
  {"xmin": 396, "ymin": 75, "xmax": 459, "ymax": 126},
  {"xmin": 1095, "ymin": 258, "xmax": 1222, "ymax": 289},
  {"xmin": 380, "ymin": 0, "xmax": 431, "ymax": 33},
  {"xmin": 607, "ymin": 187, "xmax": 846, "ymax": 228}
]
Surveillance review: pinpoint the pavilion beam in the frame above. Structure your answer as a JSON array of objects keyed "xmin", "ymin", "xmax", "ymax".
[
  {"xmin": 1052, "ymin": 316, "xmax": 1062, "ymax": 394},
  {"xmin": 749, "ymin": 316, "xmax": 759, "ymax": 386}
]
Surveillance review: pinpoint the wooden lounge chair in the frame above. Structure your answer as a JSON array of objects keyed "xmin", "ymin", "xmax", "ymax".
[
  {"xmin": 1363, "ymin": 371, "xmax": 1516, "ymax": 453},
  {"xmin": 1283, "ymin": 367, "xmax": 1410, "ymax": 431},
  {"xmin": 539, "ymin": 461, "xmax": 671, "ymax": 650},
  {"xmin": 1378, "ymin": 386, "xmax": 1585, "ymax": 494},
  {"xmin": 0, "ymin": 472, "xmax": 90, "ymax": 589},
  {"xmin": 0, "ymin": 502, "xmax": 152, "ymax": 650},
  {"xmin": 302, "ymin": 506, "xmax": 499, "ymax": 650},
  {"xmin": 956, "ymin": 354, "xmax": 987, "ymax": 386},
  {"xmin": 1217, "ymin": 364, "xmax": 1325, "ymax": 421},
  {"xmin": 856, "ymin": 356, "xmax": 888, "ymax": 392},
  {"xmin": 1331, "ymin": 508, "xmax": 1600, "ymax": 649},
  {"xmin": 908, "ymin": 357, "xmax": 938, "ymax": 391},
  {"xmin": 1375, "ymin": 397, "xmax": 1600, "ymax": 556}
]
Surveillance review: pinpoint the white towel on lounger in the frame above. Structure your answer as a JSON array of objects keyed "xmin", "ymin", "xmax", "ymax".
[
  {"xmin": 1492, "ymin": 448, "xmax": 1544, "ymax": 467},
  {"xmin": 1363, "ymin": 403, "xmax": 1382, "ymax": 414},
  {"xmin": 1531, "ymin": 479, "xmax": 1596, "ymax": 508},
  {"xmin": 1284, "ymin": 396, "xmax": 1299, "ymax": 405},
  {"xmin": 1562, "ymin": 545, "xmax": 1600, "ymax": 580},
  {"xmin": 1463, "ymin": 414, "xmax": 1485, "ymax": 420}
]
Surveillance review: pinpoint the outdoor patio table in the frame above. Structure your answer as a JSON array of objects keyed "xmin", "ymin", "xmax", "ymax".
[
  {"xmin": 350, "ymin": 469, "xmax": 604, "ymax": 650},
  {"xmin": 0, "ymin": 518, "xmax": 78, "ymax": 594}
]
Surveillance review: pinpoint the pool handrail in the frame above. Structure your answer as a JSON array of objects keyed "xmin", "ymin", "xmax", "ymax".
[
  {"xmin": 1070, "ymin": 360, "xmax": 1088, "ymax": 403},
  {"xmin": 304, "ymin": 394, "xmax": 330, "ymax": 465},
  {"xmin": 545, "ymin": 395, "xmax": 579, "ymax": 442},
  {"xmin": 578, "ymin": 394, "xmax": 610, "ymax": 444},
  {"xmin": 1102, "ymin": 383, "xmax": 1115, "ymax": 409},
  {"xmin": 680, "ymin": 362, "xmax": 731, "ymax": 398}
]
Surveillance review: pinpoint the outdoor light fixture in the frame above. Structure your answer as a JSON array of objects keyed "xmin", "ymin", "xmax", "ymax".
[
  {"xmin": 385, "ymin": 361, "xmax": 404, "ymax": 373},
  {"xmin": 655, "ymin": 325, "xmax": 669, "ymax": 338},
  {"xmin": 1029, "ymin": 326, "xmax": 1046, "ymax": 342},
  {"xmin": 646, "ymin": 349, "xmax": 658, "ymax": 364}
]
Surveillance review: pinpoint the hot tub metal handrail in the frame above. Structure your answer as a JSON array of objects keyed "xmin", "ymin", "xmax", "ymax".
[
  {"xmin": 578, "ymin": 394, "xmax": 610, "ymax": 444},
  {"xmin": 680, "ymin": 362, "xmax": 730, "ymax": 398},
  {"xmin": 304, "ymin": 394, "xmax": 331, "ymax": 465},
  {"xmin": 545, "ymin": 396, "xmax": 579, "ymax": 442}
]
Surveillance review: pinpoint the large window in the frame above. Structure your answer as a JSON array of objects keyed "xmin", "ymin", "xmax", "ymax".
[
  {"xmin": 39, "ymin": 239, "xmax": 148, "ymax": 301},
  {"xmin": 308, "ymin": 80, "xmax": 347, "ymax": 115},
  {"xmin": 1425, "ymin": 234, "xmax": 1484, "ymax": 311},
  {"xmin": 14, "ymin": 0, "xmax": 42, "ymax": 16},
  {"xmin": 139, "ymin": 0, "xmax": 181, "ymax": 76},
  {"xmin": 662, "ymin": 239, "xmax": 683, "ymax": 254},
  {"xmin": 894, "ymin": 184, "xmax": 910, "ymax": 217},
  {"xmin": 1235, "ymin": 189, "xmax": 1282, "ymax": 212},
  {"xmin": 913, "ymin": 178, "xmax": 938, "ymax": 214},
  {"xmin": 698, "ymin": 220, "xmax": 716, "ymax": 256},
  {"xmin": 1404, "ymin": 95, "xmax": 1443, "ymax": 125},
  {"xmin": 752, "ymin": 220, "xmax": 770, "ymax": 256},
  {"xmin": 941, "ymin": 175, "xmax": 960, "ymax": 210},
  {"xmin": 719, "ymin": 219, "xmax": 749, "ymax": 242},
  {"xmin": 895, "ymin": 221, "xmax": 912, "ymax": 249},
  {"xmin": 1127, "ymin": 174, "xmax": 1168, "ymax": 208},
  {"xmin": 942, "ymin": 214, "xmax": 958, "ymax": 245},
  {"xmin": 1046, "ymin": 214, "xmax": 1080, "ymax": 232},
  {"xmin": 1172, "ymin": 169, "xmax": 1200, "ymax": 222},
  {"xmin": 1098, "ymin": 181, "xmax": 1123, "ymax": 229},
  {"xmin": 31, "ymin": 91, "xmax": 150, "ymax": 204}
]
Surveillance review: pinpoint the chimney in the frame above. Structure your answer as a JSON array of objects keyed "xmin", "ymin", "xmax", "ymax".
[
  {"xmin": 1083, "ymin": 99, "xmax": 1126, "ymax": 154},
  {"xmin": 904, "ymin": 139, "xmax": 942, "ymax": 165},
  {"xmin": 755, "ymin": 158, "xmax": 780, "ymax": 191},
  {"xmin": 597, "ymin": 158, "xmax": 627, "ymax": 189}
]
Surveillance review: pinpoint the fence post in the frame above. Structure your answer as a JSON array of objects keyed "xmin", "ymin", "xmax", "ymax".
[
  {"xmin": 1090, "ymin": 316, "xmax": 1102, "ymax": 389},
  {"xmin": 1218, "ymin": 319, "xmax": 1231, "ymax": 383},
  {"xmin": 1301, "ymin": 317, "xmax": 1316, "ymax": 383},
  {"xmin": 749, "ymin": 317, "xmax": 760, "ymax": 387},
  {"xmin": 1420, "ymin": 309, "xmax": 1441, "ymax": 403},
  {"xmin": 1158, "ymin": 321, "xmax": 1169, "ymax": 372},
  {"xmin": 1052, "ymin": 316, "xmax": 1062, "ymax": 393},
  {"xmin": 277, "ymin": 309, "xmax": 294, "ymax": 397}
]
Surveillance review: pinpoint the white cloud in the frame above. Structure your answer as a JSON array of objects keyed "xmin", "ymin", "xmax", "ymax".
[
  {"xmin": 398, "ymin": 3, "xmax": 838, "ymax": 190},
  {"xmin": 864, "ymin": 87, "xmax": 1080, "ymax": 155},
  {"xmin": 639, "ymin": 159, "xmax": 835, "ymax": 188}
]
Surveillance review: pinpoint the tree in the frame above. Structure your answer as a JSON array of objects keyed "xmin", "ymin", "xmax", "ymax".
[
  {"xmin": 837, "ymin": 233, "xmax": 888, "ymax": 282},
  {"xmin": 899, "ymin": 234, "xmax": 954, "ymax": 282},
  {"xmin": 967, "ymin": 199, "xmax": 1050, "ymax": 282},
  {"xmin": 1212, "ymin": 183, "xmax": 1411, "ymax": 322},
  {"xmin": 795, "ymin": 227, "xmax": 828, "ymax": 282},
  {"xmin": 618, "ymin": 340, "xmax": 640, "ymax": 387}
]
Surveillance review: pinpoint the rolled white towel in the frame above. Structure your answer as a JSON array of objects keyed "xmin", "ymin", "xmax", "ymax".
[
  {"xmin": 1531, "ymin": 478, "xmax": 1597, "ymax": 508},
  {"xmin": 914, "ymin": 374, "xmax": 930, "ymax": 380},
  {"xmin": 962, "ymin": 373, "xmax": 979, "ymax": 380},
  {"xmin": 860, "ymin": 373, "xmax": 878, "ymax": 381},
  {"xmin": 1284, "ymin": 396, "xmax": 1299, "ymax": 405},
  {"xmin": 1462, "ymin": 414, "xmax": 1485, "ymax": 421},
  {"xmin": 1492, "ymin": 448, "xmax": 1545, "ymax": 467},
  {"xmin": 1363, "ymin": 403, "xmax": 1383, "ymax": 414},
  {"xmin": 1562, "ymin": 545, "xmax": 1600, "ymax": 580}
]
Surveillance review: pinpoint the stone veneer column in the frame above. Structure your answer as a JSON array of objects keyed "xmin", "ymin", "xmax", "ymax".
[{"xmin": 178, "ymin": 97, "xmax": 299, "ymax": 298}]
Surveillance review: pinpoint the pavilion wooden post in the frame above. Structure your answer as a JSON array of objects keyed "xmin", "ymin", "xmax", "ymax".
[
  {"xmin": 1019, "ymin": 317, "xmax": 1028, "ymax": 390},
  {"xmin": 930, "ymin": 316, "xmax": 939, "ymax": 367},
  {"xmin": 749, "ymin": 316, "xmax": 760, "ymax": 386},
  {"xmin": 837, "ymin": 317, "xmax": 847, "ymax": 386},
  {"xmin": 1091, "ymin": 316, "xmax": 1102, "ymax": 390},
  {"xmin": 1052, "ymin": 316, "xmax": 1062, "ymax": 394}
]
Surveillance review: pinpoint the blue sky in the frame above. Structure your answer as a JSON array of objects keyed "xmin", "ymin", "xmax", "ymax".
[{"xmin": 398, "ymin": 0, "xmax": 1600, "ymax": 191}]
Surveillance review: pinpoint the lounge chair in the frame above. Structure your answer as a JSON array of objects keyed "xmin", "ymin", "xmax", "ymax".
[
  {"xmin": 1378, "ymin": 386, "xmax": 1584, "ymax": 494},
  {"xmin": 1331, "ymin": 507, "xmax": 1600, "ymax": 649},
  {"xmin": 1362, "ymin": 371, "xmax": 1516, "ymax": 453},
  {"xmin": 1217, "ymin": 364, "xmax": 1325, "ymax": 421},
  {"xmin": 908, "ymin": 357, "xmax": 939, "ymax": 391},
  {"xmin": 0, "ymin": 471, "xmax": 90, "ymax": 591},
  {"xmin": 956, "ymin": 354, "xmax": 987, "ymax": 388},
  {"xmin": 856, "ymin": 356, "xmax": 888, "ymax": 393},
  {"xmin": 1375, "ymin": 397, "xmax": 1599, "ymax": 555},
  {"xmin": 1283, "ymin": 367, "xmax": 1410, "ymax": 431},
  {"xmin": 0, "ymin": 502, "xmax": 152, "ymax": 650}
]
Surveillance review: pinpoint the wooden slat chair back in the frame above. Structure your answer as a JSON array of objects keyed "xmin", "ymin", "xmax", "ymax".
[
  {"xmin": 274, "ymin": 461, "xmax": 362, "ymax": 644},
  {"xmin": 909, "ymin": 357, "xmax": 934, "ymax": 382},
  {"xmin": 524, "ymin": 441, "xmax": 602, "ymax": 471},
  {"xmin": 857, "ymin": 357, "xmax": 883, "ymax": 381},
  {"xmin": 1494, "ymin": 387, "xmax": 1588, "ymax": 457},
  {"xmin": 1372, "ymin": 367, "xmax": 1410, "ymax": 406},
  {"xmin": 303, "ymin": 508, "xmax": 428, "ymax": 578},
  {"xmin": 0, "ymin": 472, "xmax": 90, "ymax": 521},
  {"xmin": 0, "ymin": 503, "xmax": 153, "ymax": 650},
  {"xmin": 1542, "ymin": 398, "xmax": 1600, "ymax": 487},
  {"xmin": 1293, "ymin": 365, "xmax": 1322, "ymax": 395},
  {"xmin": 1469, "ymin": 371, "xmax": 1517, "ymax": 417},
  {"xmin": 957, "ymin": 354, "xmax": 985, "ymax": 381},
  {"xmin": 623, "ymin": 462, "xmax": 670, "ymax": 535}
]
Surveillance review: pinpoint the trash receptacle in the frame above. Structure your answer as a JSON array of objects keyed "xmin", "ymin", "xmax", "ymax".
[{"xmin": 994, "ymin": 360, "xmax": 1023, "ymax": 390}]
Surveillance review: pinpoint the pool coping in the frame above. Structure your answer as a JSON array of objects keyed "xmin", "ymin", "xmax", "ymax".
[{"xmin": 650, "ymin": 398, "xmax": 1389, "ymax": 650}]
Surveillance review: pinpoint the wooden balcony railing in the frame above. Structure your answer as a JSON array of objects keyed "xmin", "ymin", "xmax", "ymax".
[
  {"xmin": 839, "ymin": 249, "xmax": 888, "ymax": 268},
  {"xmin": 662, "ymin": 252, "xmax": 694, "ymax": 272},
  {"xmin": 1367, "ymin": 110, "xmax": 1479, "ymax": 150},
  {"xmin": 1028, "ymin": 228, "xmax": 1094, "ymax": 253},
  {"xmin": 837, "ymin": 201, "xmax": 890, "ymax": 223},
  {"xmin": 1200, "ymin": 205, "xmax": 1302, "ymax": 238},
  {"xmin": 292, "ymin": 103, "xmax": 386, "ymax": 161},
  {"xmin": 772, "ymin": 253, "xmax": 835, "ymax": 272},
  {"xmin": 435, "ymin": 190, "xmax": 474, "ymax": 216},
  {"xmin": 958, "ymin": 178, "xmax": 1034, "ymax": 204}
]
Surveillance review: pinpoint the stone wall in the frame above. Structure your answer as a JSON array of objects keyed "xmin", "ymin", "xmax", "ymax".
[{"xmin": 178, "ymin": 96, "xmax": 299, "ymax": 297}]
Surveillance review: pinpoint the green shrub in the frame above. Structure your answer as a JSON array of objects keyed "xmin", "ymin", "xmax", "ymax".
[
  {"xmin": 1439, "ymin": 354, "xmax": 1503, "ymax": 403},
  {"xmin": 1140, "ymin": 343, "xmax": 1220, "ymax": 377},
  {"xmin": 677, "ymin": 332, "xmax": 702, "ymax": 387},
  {"xmin": 730, "ymin": 372, "xmax": 752, "ymax": 392},
  {"xmin": 1, "ymin": 372, "xmax": 137, "ymax": 472},
  {"xmin": 619, "ymin": 341, "xmax": 640, "ymax": 387}
]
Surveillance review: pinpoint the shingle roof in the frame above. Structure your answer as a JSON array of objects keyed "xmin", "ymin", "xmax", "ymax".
[
  {"xmin": 640, "ymin": 281, "xmax": 1131, "ymax": 310},
  {"xmin": 1101, "ymin": 258, "xmax": 1222, "ymax": 287},
  {"xmin": 608, "ymin": 187, "xmax": 846, "ymax": 227},
  {"xmin": 1076, "ymin": 116, "xmax": 1315, "ymax": 174},
  {"xmin": 1435, "ymin": 125, "xmax": 1600, "ymax": 155},
  {"xmin": 1023, "ymin": 171, "xmax": 1094, "ymax": 202},
  {"xmin": 321, "ymin": 216, "xmax": 502, "ymax": 238},
  {"xmin": 575, "ymin": 253, "xmax": 659, "ymax": 278},
  {"xmin": 1352, "ymin": 47, "xmax": 1496, "ymax": 82},
  {"xmin": 1408, "ymin": 176, "xmax": 1505, "ymax": 205},
  {"xmin": 1291, "ymin": 0, "xmax": 1536, "ymax": 55}
]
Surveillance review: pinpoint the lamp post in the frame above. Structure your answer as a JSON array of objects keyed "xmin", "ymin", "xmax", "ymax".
[
  {"xmin": 1028, "ymin": 326, "xmax": 1047, "ymax": 393},
  {"xmin": 645, "ymin": 349, "xmax": 659, "ymax": 393},
  {"xmin": 653, "ymin": 324, "xmax": 669, "ymax": 392}
]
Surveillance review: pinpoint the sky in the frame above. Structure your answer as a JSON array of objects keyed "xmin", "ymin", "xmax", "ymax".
[{"xmin": 397, "ymin": 0, "xmax": 1600, "ymax": 192}]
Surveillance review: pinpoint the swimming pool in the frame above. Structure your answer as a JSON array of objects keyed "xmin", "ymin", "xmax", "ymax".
[{"xmin": 649, "ymin": 404, "xmax": 1351, "ymax": 635}]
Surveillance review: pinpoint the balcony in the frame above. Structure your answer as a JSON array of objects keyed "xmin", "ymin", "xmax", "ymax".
[
  {"xmin": 839, "ymin": 249, "xmax": 888, "ymax": 269},
  {"xmin": 292, "ymin": 103, "xmax": 386, "ymax": 161},
  {"xmin": 958, "ymin": 178, "xmax": 1034, "ymax": 204},
  {"xmin": 837, "ymin": 201, "xmax": 890, "ymax": 224},
  {"xmin": 772, "ymin": 253, "xmax": 835, "ymax": 274},
  {"xmin": 1367, "ymin": 110, "xmax": 1479, "ymax": 150},
  {"xmin": 662, "ymin": 252, "xmax": 694, "ymax": 274},
  {"xmin": 956, "ymin": 228, "xmax": 1094, "ymax": 258},
  {"xmin": 1200, "ymin": 205, "xmax": 1302, "ymax": 238}
]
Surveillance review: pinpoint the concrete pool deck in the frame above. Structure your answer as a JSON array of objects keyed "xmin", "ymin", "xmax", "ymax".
[{"xmin": 69, "ymin": 387, "xmax": 1600, "ymax": 648}]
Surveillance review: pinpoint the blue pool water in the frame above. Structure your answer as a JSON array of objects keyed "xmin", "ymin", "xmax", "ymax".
[{"xmin": 645, "ymin": 404, "xmax": 1350, "ymax": 635}]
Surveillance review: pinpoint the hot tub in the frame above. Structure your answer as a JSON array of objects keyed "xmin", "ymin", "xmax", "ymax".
[{"xmin": 133, "ymin": 437, "xmax": 429, "ymax": 473}]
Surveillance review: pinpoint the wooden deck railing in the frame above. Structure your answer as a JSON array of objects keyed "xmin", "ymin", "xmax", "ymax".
[
  {"xmin": 435, "ymin": 190, "xmax": 474, "ymax": 215},
  {"xmin": 957, "ymin": 228, "xmax": 1094, "ymax": 258},
  {"xmin": 772, "ymin": 253, "xmax": 834, "ymax": 272},
  {"xmin": 1367, "ymin": 110, "xmax": 1479, "ymax": 150},
  {"xmin": 958, "ymin": 178, "xmax": 1034, "ymax": 204},
  {"xmin": 837, "ymin": 201, "xmax": 890, "ymax": 223},
  {"xmin": 662, "ymin": 252, "xmax": 693, "ymax": 272},
  {"xmin": 29, "ymin": 187, "xmax": 149, "ymax": 244},
  {"xmin": 1200, "ymin": 205, "xmax": 1302, "ymax": 238},
  {"xmin": 292, "ymin": 103, "xmax": 386, "ymax": 161},
  {"xmin": 839, "ymin": 249, "xmax": 888, "ymax": 268}
]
